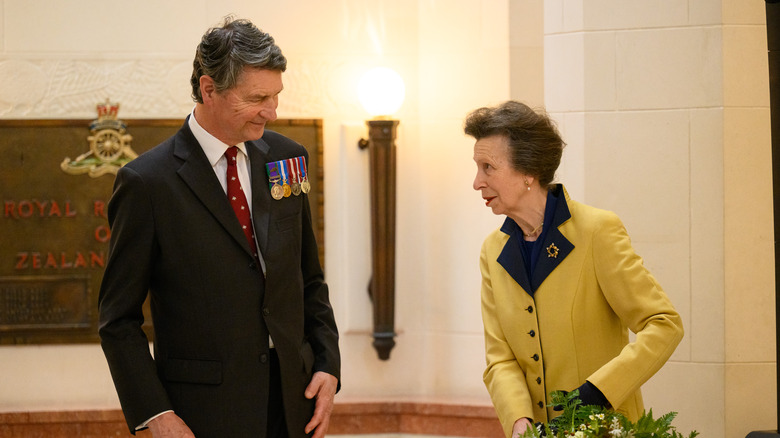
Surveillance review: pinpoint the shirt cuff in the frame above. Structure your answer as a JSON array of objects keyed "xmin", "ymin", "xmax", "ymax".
[{"xmin": 136, "ymin": 410, "xmax": 174, "ymax": 430}]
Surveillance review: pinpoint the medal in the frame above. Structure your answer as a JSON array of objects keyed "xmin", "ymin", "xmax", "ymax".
[
  {"xmin": 299, "ymin": 156, "xmax": 311, "ymax": 194},
  {"xmin": 271, "ymin": 183, "xmax": 284, "ymax": 200},
  {"xmin": 267, "ymin": 156, "xmax": 308, "ymax": 200},
  {"xmin": 280, "ymin": 159, "xmax": 291, "ymax": 198},
  {"xmin": 265, "ymin": 162, "xmax": 284, "ymax": 200},
  {"xmin": 289, "ymin": 158, "xmax": 302, "ymax": 196}
]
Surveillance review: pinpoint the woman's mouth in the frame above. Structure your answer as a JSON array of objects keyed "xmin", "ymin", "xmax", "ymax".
[{"xmin": 484, "ymin": 196, "xmax": 496, "ymax": 206}]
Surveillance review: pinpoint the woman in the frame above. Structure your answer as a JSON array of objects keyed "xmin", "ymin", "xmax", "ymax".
[{"xmin": 465, "ymin": 101, "xmax": 683, "ymax": 438}]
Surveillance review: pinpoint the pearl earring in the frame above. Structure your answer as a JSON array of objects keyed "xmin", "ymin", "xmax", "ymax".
[{"xmin": 525, "ymin": 180, "xmax": 531, "ymax": 191}]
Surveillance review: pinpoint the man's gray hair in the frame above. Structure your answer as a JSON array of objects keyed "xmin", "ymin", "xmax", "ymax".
[{"xmin": 190, "ymin": 16, "xmax": 287, "ymax": 103}]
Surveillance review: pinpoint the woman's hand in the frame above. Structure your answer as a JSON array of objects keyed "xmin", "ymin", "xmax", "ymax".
[{"xmin": 512, "ymin": 417, "xmax": 533, "ymax": 437}]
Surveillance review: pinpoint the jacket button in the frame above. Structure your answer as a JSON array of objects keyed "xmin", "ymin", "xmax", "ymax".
[
  {"xmin": 538, "ymin": 401, "xmax": 544, "ymax": 408},
  {"xmin": 526, "ymin": 306, "xmax": 534, "ymax": 313},
  {"xmin": 263, "ymin": 308, "xmax": 270, "ymax": 316},
  {"xmin": 536, "ymin": 377, "xmax": 542, "ymax": 384},
  {"xmin": 532, "ymin": 354, "xmax": 539, "ymax": 361},
  {"xmin": 260, "ymin": 353, "xmax": 268, "ymax": 363},
  {"xmin": 528, "ymin": 330, "xmax": 535, "ymax": 337}
]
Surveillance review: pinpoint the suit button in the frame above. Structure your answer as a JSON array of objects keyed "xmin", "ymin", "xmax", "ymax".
[
  {"xmin": 538, "ymin": 401, "xmax": 544, "ymax": 408},
  {"xmin": 260, "ymin": 354, "xmax": 268, "ymax": 363},
  {"xmin": 536, "ymin": 377, "xmax": 542, "ymax": 384},
  {"xmin": 526, "ymin": 306, "xmax": 533, "ymax": 313},
  {"xmin": 263, "ymin": 308, "xmax": 270, "ymax": 316},
  {"xmin": 531, "ymin": 354, "xmax": 539, "ymax": 361},
  {"xmin": 528, "ymin": 330, "xmax": 535, "ymax": 337}
]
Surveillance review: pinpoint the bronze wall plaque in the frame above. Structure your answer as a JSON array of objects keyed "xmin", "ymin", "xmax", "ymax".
[
  {"xmin": 0, "ymin": 276, "xmax": 90, "ymax": 330},
  {"xmin": 0, "ymin": 116, "xmax": 323, "ymax": 344}
]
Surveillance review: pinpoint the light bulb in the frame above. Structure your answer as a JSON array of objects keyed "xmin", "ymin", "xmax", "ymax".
[{"xmin": 357, "ymin": 67, "xmax": 405, "ymax": 118}]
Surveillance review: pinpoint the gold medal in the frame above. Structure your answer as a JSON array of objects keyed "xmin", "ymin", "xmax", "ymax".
[
  {"xmin": 301, "ymin": 178, "xmax": 311, "ymax": 194},
  {"xmin": 278, "ymin": 159, "xmax": 292, "ymax": 198}
]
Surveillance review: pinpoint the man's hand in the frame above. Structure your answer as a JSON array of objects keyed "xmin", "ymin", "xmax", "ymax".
[
  {"xmin": 148, "ymin": 412, "xmax": 195, "ymax": 438},
  {"xmin": 303, "ymin": 371, "xmax": 338, "ymax": 438}
]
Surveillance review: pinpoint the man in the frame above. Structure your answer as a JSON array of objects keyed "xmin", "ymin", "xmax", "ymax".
[{"xmin": 98, "ymin": 17, "xmax": 340, "ymax": 438}]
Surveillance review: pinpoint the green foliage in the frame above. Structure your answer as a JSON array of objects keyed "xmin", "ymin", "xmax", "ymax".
[{"xmin": 518, "ymin": 390, "xmax": 699, "ymax": 438}]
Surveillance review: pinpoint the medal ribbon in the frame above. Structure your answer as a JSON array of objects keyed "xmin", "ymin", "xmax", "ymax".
[{"xmin": 266, "ymin": 162, "xmax": 281, "ymax": 189}]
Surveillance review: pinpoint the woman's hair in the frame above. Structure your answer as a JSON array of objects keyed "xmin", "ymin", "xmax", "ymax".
[
  {"xmin": 190, "ymin": 16, "xmax": 287, "ymax": 103},
  {"xmin": 464, "ymin": 101, "xmax": 565, "ymax": 188}
]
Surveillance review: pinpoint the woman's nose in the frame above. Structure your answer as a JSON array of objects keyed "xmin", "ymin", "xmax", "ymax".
[{"xmin": 473, "ymin": 172, "xmax": 484, "ymax": 191}]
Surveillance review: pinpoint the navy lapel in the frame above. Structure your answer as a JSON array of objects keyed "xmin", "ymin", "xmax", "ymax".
[
  {"xmin": 531, "ymin": 187, "xmax": 574, "ymax": 291},
  {"xmin": 497, "ymin": 219, "xmax": 533, "ymax": 294},
  {"xmin": 496, "ymin": 185, "xmax": 575, "ymax": 296},
  {"xmin": 247, "ymin": 138, "xmax": 272, "ymax": 258},
  {"xmin": 174, "ymin": 123, "xmax": 254, "ymax": 257}
]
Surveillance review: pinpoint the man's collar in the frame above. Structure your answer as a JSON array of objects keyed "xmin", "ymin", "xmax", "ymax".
[{"xmin": 188, "ymin": 107, "xmax": 247, "ymax": 165}]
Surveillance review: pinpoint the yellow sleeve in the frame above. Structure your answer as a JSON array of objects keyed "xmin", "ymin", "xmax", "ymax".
[{"xmin": 587, "ymin": 211, "xmax": 684, "ymax": 408}]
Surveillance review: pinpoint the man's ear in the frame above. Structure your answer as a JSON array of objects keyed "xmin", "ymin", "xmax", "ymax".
[{"xmin": 199, "ymin": 75, "xmax": 216, "ymax": 102}]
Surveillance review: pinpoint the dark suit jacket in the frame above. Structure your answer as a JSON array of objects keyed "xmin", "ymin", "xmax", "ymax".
[{"xmin": 98, "ymin": 120, "xmax": 340, "ymax": 437}]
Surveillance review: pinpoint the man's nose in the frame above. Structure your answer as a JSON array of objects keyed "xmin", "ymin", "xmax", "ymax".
[{"xmin": 260, "ymin": 98, "xmax": 278, "ymax": 121}]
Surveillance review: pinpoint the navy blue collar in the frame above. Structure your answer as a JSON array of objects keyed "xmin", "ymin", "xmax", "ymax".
[{"xmin": 496, "ymin": 185, "xmax": 575, "ymax": 297}]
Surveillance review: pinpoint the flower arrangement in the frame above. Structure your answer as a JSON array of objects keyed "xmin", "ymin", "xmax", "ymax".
[{"xmin": 518, "ymin": 390, "xmax": 699, "ymax": 438}]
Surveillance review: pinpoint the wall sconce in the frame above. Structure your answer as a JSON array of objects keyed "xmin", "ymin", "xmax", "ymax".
[{"xmin": 357, "ymin": 67, "xmax": 404, "ymax": 360}]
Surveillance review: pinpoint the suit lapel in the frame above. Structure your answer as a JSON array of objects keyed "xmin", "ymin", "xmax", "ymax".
[
  {"xmin": 173, "ymin": 123, "xmax": 254, "ymax": 257},
  {"xmin": 247, "ymin": 138, "xmax": 272, "ymax": 258}
]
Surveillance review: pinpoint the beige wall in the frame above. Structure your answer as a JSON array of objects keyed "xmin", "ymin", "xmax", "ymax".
[{"xmin": 0, "ymin": 1, "xmax": 775, "ymax": 437}]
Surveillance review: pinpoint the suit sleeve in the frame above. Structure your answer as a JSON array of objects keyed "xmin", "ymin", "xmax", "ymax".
[
  {"xmin": 588, "ymin": 212, "xmax": 684, "ymax": 408},
  {"xmin": 480, "ymin": 239, "xmax": 533, "ymax": 438},
  {"xmin": 98, "ymin": 166, "xmax": 173, "ymax": 431},
  {"xmin": 299, "ymin": 158, "xmax": 340, "ymax": 383}
]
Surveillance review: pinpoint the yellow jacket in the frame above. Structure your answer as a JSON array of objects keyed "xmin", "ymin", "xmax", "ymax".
[{"xmin": 480, "ymin": 186, "xmax": 683, "ymax": 438}]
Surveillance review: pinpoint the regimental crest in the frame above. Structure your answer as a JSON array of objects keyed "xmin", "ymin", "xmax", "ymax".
[{"xmin": 61, "ymin": 99, "xmax": 138, "ymax": 177}]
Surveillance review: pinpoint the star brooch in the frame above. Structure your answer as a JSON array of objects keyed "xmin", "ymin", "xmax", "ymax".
[{"xmin": 546, "ymin": 243, "xmax": 559, "ymax": 258}]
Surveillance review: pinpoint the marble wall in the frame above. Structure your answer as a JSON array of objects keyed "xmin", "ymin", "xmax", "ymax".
[{"xmin": 543, "ymin": 1, "xmax": 775, "ymax": 437}]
